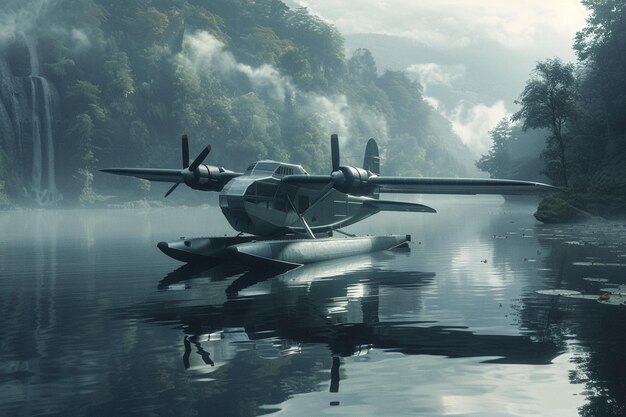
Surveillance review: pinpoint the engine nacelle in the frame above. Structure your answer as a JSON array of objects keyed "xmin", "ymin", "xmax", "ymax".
[
  {"xmin": 334, "ymin": 166, "xmax": 374, "ymax": 194},
  {"xmin": 185, "ymin": 165, "xmax": 234, "ymax": 191}
]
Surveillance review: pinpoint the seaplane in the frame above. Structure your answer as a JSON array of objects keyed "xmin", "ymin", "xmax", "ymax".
[{"xmin": 101, "ymin": 134, "xmax": 555, "ymax": 268}]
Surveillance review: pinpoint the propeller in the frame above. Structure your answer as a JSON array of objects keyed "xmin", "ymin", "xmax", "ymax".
[
  {"xmin": 280, "ymin": 134, "xmax": 374, "ymax": 194},
  {"xmin": 101, "ymin": 135, "xmax": 241, "ymax": 195},
  {"xmin": 165, "ymin": 135, "xmax": 212, "ymax": 198},
  {"xmin": 328, "ymin": 134, "xmax": 372, "ymax": 194}
]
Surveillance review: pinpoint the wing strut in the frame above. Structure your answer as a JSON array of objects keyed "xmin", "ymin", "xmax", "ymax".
[
  {"xmin": 286, "ymin": 196, "xmax": 316, "ymax": 239},
  {"xmin": 334, "ymin": 229, "xmax": 356, "ymax": 238}
]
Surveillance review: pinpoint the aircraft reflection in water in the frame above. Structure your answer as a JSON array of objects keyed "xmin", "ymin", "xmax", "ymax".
[
  {"xmin": 121, "ymin": 251, "xmax": 559, "ymax": 394},
  {"xmin": 102, "ymin": 134, "xmax": 556, "ymax": 267}
]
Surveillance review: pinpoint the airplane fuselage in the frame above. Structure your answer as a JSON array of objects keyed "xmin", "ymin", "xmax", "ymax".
[{"xmin": 218, "ymin": 160, "xmax": 378, "ymax": 236}]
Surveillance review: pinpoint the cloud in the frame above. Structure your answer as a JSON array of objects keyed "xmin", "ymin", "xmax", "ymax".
[
  {"xmin": 0, "ymin": 0, "xmax": 56, "ymax": 44},
  {"xmin": 447, "ymin": 100, "xmax": 508, "ymax": 155},
  {"xmin": 405, "ymin": 63, "xmax": 465, "ymax": 89},
  {"xmin": 1, "ymin": 1, "xmax": 93, "ymax": 53},
  {"xmin": 292, "ymin": 0, "xmax": 586, "ymax": 52},
  {"xmin": 182, "ymin": 31, "xmax": 291, "ymax": 102},
  {"xmin": 423, "ymin": 96, "xmax": 441, "ymax": 110},
  {"xmin": 307, "ymin": 94, "xmax": 389, "ymax": 147},
  {"xmin": 402, "ymin": 63, "xmax": 460, "ymax": 111},
  {"xmin": 403, "ymin": 63, "xmax": 508, "ymax": 155},
  {"xmin": 70, "ymin": 28, "xmax": 90, "ymax": 49}
]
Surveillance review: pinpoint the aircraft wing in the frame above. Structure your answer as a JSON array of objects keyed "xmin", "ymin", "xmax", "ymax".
[
  {"xmin": 100, "ymin": 168, "xmax": 182, "ymax": 182},
  {"xmin": 368, "ymin": 177, "xmax": 558, "ymax": 195},
  {"xmin": 282, "ymin": 174, "xmax": 558, "ymax": 195}
]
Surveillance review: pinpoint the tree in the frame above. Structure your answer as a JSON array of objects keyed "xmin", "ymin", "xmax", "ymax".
[
  {"xmin": 283, "ymin": 8, "xmax": 345, "ymax": 90},
  {"xmin": 376, "ymin": 70, "xmax": 426, "ymax": 137},
  {"xmin": 239, "ymin": 26, "xmax": 292, "ymax": 67},
  {"xmin": 348, "ymin": 48, "xmax": 377, "ymax": 83},
  {"xmin": 476, "ymin": 118, "xmax": 512, "ymax": 178},
  {"xmin": 574, "ymin": 0, "xmax": 626, "ymax": 143},
  {"xmin": 574, "ymin": 0, "xmax": 626, "ymax": 62},
  {"xmin": 103, "ymin": 50, "xmax": 135, "ymax": 116},
  {"xmin": 512, "ymin": 58, "xmax": 576, "ymax": 186},
  {"xmin": 278, "ymin": 47, "xmax": 313, "ymax": 88},
  {"xmin": 229, "ymin": 92, "xmax": 278, "ymax": 163}
]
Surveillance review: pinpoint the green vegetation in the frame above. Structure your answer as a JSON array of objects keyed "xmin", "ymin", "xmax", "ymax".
[
  {"xmin": 0, "ymin": 0, "xmax": 473, "ymax": 205},
  {"xmin": 476, "ymin": 119, "xmax": 547, "ymax": 183},
  {"xmin": 512, "ymin": 59, "xmax": 576, "ymax": 187},
  {"xmin": 477, "ymin": 0, "xmax": 626, "ymax": 222},
  {"xmin": 534, "ymin": 194, "xmax": 595, "ymax": 224}
]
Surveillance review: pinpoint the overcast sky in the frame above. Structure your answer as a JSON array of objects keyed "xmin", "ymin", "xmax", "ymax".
[
  {"xmin": 291, "ymin": 0, "xmax": 586, "ymax": 55},
  {"xmin": 287, "ymin": 0, "xmax": 588, "ymax": 154}
]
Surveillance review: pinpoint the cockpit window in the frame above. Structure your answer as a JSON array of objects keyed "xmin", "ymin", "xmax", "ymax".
[
  {"xmin": 275, "ymin": 165, "xmax": 294, "ymax": 176},
  {"xmin": 276, "ymin": 164, "xmax": 308, "ymax": 176},
  {"xmin": 253, "ymin": 162, "xmax": 279, "ymax": 173},
  {"xmin": 244, "ymin": 161, "xmax": 308, "ymax": 176}
]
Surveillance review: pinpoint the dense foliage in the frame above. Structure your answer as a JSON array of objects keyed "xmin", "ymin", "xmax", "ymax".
[
  {"xmin": 476, "ymin": 119, "xmax": 547, "ymax": 182},
  {"xmin": 512, "ymin": 58, "xmax": 576, "ymax": 187},
  {"xmin": 0, "ymin": 0, "xmax": 472, "ymax": 205},
  {"xmin": 478, "ymin": 0, "xmax": 626, "ymax": 216}
]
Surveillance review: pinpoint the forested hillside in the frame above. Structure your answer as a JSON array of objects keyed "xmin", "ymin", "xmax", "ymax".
[
  {"xmin": 477, "ymin": 0, "xmax": 626, "ymax": 220},
  {"xmin": 0, "ymin": 0, "xmax": 473, "ymax": 206}
]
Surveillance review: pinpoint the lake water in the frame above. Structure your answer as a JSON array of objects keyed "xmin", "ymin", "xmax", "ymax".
[{"xmin": 1, "ymin": 197, "xmax": 626, "ymax": 416}]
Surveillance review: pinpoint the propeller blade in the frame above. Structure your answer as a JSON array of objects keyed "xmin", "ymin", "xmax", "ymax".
[
  {"xmin": 182, "ymin": 134, "xmax": 189, "ymax": 169},
  {"xmin": 189, "ymin": 144, "xmax": 211, "ymax": 171},
  {"xmin": 331, "ymin": 134, "xmax": 340, "ymax": 171},
  {"xmin": 164, "ymin": 179, "xmax": 183, "ymax": 198}
]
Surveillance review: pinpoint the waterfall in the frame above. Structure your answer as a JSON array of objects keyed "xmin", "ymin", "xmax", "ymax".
[
  {"xmin": 25, "ymin": 36, "xmax": 61, "ymax": 205},
  {"xmin": 40, "ymin": 77, "xmax": 58, "ymax": 200},
  {"xmin": 29, "ymin": 75, "xmax": 61, "ymax": 205},
  {"xmin": 0, "ymin": 35, "xmax": 62, "ymax": 205}
]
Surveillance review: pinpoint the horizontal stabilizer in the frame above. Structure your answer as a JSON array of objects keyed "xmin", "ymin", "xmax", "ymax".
[
  {"xmin": 100, "ymin": 168, "xmax": 181, "ymax": 183},
  {"xmin": 368, "ymin": 177, "xmax": 559, "ymax": 195},
  {"xmin": 364, "ymin": 199, "xmax": 436, "ymax": 213}
]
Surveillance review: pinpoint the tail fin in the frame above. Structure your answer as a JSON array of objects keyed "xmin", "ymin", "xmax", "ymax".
[{"xmin": 363, "ymin": 138, "xmax": 380, "ymax": 174}]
